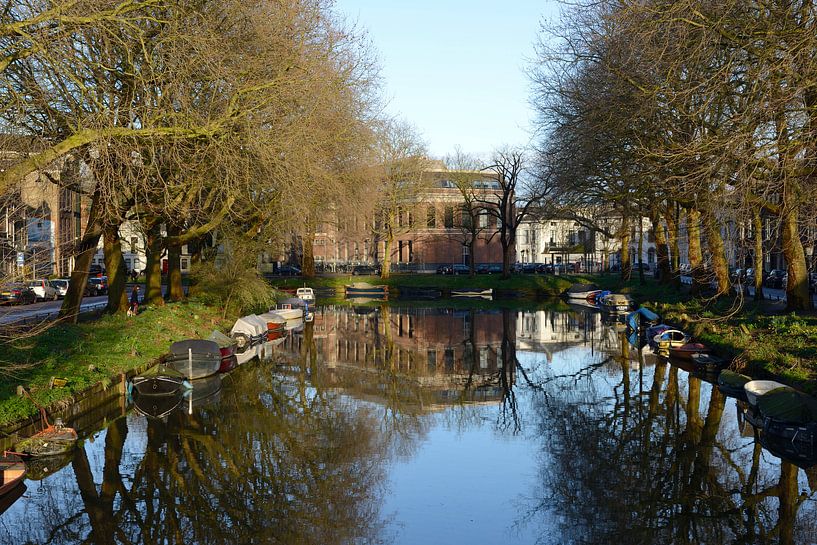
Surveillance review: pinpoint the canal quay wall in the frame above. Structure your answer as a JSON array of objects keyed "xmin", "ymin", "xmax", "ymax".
[{"xmin": 0, "ymin": 361, "xmax": 153, "ymax": 452}]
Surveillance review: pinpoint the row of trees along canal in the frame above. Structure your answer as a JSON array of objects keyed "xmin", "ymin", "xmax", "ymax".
[
  {"xmin": 529, "ymin": 0, "xmax": 817, "ymax": 311},
  {"xmin": 0, "ymin": 0, "xmax": 381, "ymax": 321}
]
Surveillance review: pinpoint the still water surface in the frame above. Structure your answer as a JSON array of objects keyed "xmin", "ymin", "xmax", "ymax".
[{"xmin": 2, "ymin": 304, "xmax": 816, "ymax": 544}]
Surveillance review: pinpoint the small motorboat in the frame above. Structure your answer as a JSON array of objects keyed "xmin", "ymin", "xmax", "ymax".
[
  {"xmin": 564, "ymin": 283, "xmax": 600, "ymax": 302},
  {"xmin": 689, "ymin": 352, "xmax": 728, "ymax": 371},
  {"xmin": 260, "ymin": 309, "xmax": 296, "ymax": 332},
  {"xmin": 230, "ymin": 315, "xmax": 269, "ymax": 352},
  {"xmin": 756, "ymin": 387, "xmax": 817, "ymax": 448},
  {"xmin": 668, "ymin": 342, "xmax": 711, "ymax": 361},
  {"xmin": 132, "ymin": 364, "xmax": 189, "ymax": 395},
  {"xmin": 718, "ymin": 369, "xmax": 752, "ymax": 400},
  {"xmin": 744, "ymin": 380, "xmax": 793, "ymax": 408},
  {"xmin": 0, "ymin": 453, "xmax": 26, "ymax": 496},
  {"xmin": 598, "ymin": 293, "xmax": 633, "ymax": 313},
  {"xmin": 296, "ymin": 287, "xmax": 315, "ymax": 303},
  {"xmin": 345, "ymin": 282, "xmax": 388, "ymax": 298},
  {"xmin": 165, "ymin": 339, "xmax": 222, "ymax": 380},
  {"xmin": 653, "ymin": 329, "xmax": 690, "ymax": 351},
  {"xmin": 15, "ymin": 419, "xmax": 78, "ymax": 458},
  {"xmin": 208, "ymin": 330, "xmax": 238, "ymax": 373}
]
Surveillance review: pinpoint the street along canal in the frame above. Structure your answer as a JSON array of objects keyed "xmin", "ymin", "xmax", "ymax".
[{"xmin": 1, "ymin": 304, "xmax": 816, "ymax": 544}]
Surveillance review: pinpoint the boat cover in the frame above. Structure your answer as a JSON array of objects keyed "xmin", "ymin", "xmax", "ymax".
[
  {"xmin": 757, "ymin": 389, "xmax": 817, "ymax": 424},
  {"xmin": 565, "ymin": 283, "xmax": 600, "ymax": 294},
  {"xmin": 169, "ymin": 339, "xmax": 220, "ymax": 357},
  {"xmin": 718, "ymin": 369, "xmax": 751, "ymax": 390},
  {"xmin": 626, "ymin": 307, "xmax": 660, "ymax": 330}
]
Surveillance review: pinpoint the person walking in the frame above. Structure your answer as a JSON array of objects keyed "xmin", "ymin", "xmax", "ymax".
[{"xmin": 129, "ymin": 285, "xmax": 140, "ymax": 316}]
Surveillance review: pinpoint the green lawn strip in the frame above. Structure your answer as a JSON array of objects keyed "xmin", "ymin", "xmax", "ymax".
[{"xmin": 0, "ymin": 300, "xmax": 234, "ymax": 426}]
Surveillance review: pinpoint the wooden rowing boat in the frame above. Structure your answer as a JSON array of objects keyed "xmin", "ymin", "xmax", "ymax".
[{"xmin": 0, "ymin": 453, "xmax": 25, "ymax": 496}]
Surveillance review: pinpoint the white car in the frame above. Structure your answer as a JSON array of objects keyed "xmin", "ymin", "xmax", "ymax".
[
  {"xmin": 27, "ymin": 279, "xmax": 59, "ymax": 301},
  {"xmin": 51, "ymin": 278, "xmax": 70, "ymax": 298}
]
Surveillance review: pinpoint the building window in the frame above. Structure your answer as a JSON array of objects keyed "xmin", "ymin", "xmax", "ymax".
[
  {"xmin": 181, "ymin": 258, "xmax": 189, "ymax": 269},
  {"xmin": 647, "ymin": 248, "xmax": 655, "ymax": 264},
  {"xmin": 479, "ymin": 213, "xmax": 488, "ymax": 228},
  {"xmin": 427, "ymin": 206, "xmax": 436, "ymax": 227},
  {"xmin": 444, "ymin": 206, "xmax": 454, "ymax": 228},
  {"xmin": 461, "ymin": 205, "xmax": 472, "ymax": 228}
]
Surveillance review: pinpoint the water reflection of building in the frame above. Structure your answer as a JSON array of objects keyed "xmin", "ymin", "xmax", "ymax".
[
  {"xmin": 284, "ymin": 306, "xmax": 516, "ymax": 408},
  {"xmin": 516, "ymin": 309, "xmax": 619, "ymax": 356}
]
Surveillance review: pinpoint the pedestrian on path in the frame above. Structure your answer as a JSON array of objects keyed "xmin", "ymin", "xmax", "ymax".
[{"xmin": 129, "ymin": 285, "xmax": 140, "ymax": 316}]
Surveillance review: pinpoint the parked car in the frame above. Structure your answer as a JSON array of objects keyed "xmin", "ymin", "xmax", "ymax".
[
  {"xmin": 51, "ymin": 279, "xmax": 70, "ymax": 298},
  {"xmin": 88, "ymin": 264, "xmax": 105, "ymax": 277},
  {"xmin": 730, "ymin": 268, "xmax": 745, "ymax": 282},
  {"xmin": 276, "ymin": 265, "xmax": 301, "ymax": 276},
  {"xmin": 27, "ymin": 279, "xmax": 59, "ymax": 301},
  {"xmin": 764, "ymin": 269, "xmax": 787, "ymax": 289},
  {"xmin": 351, "ymin": 265, "xmax": 379, "ymax": 276},
  {"xmin": 477, "ymin": 264, "xmax": 503, "ymax": 274},
  {"xmin": 0, "ymin": 283, "xmax": 36, "ymax": 305},
  {"xmin": 87, "ymin": 276, "xmax": 109, "ymax": 295},
  {"xmin": 436, "ymin": 265, "xmax": 452, "ymax": 275},
  {"xmin": 452, "ymin": 264, "xmax": 470, "ymax": 275}
]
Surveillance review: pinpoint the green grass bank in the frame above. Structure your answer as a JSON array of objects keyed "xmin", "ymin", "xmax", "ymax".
[{"xmin": 0, "ymin": 300, "xmax": 234, "ymax": 427}]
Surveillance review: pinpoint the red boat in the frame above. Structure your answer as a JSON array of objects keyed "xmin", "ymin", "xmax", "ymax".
[
  {"xmin": 1, "ymin": 453, "xmax": 26, "ymax": 495},
  {"xmin": 218, "ymin": 345, "xmax": 238, "ymax": 373},
  {"xmin": 669, "ymin": 342, "xmax": 711, "ymax": 361}
]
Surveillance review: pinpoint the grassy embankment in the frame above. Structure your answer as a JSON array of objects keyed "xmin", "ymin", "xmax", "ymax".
[
  {"xmin": 0, "ymin": 300, "xmax": 234, "ymax": 427},
  {"xmin": 610, "ymin": 277, "xmax": 817, "ymax": 394}
]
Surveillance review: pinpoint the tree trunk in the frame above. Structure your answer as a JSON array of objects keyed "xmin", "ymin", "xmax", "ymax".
[
  {"xmin": 665, "ymin": 205, "xmax": 681, "ymax": 289},
  {"xmin": 380, "ymin": 232, "xmax": 392, "ymax": 279},
  {"xmin": 687, "ymin": 208, "xmax": 704, "ymax": 295},
  {"xmin": 59, "ymin": 190, "xmax": 104, "ymax": 322},
  {"xmin": 102, "ymin": 223, "xmax": 129, "ymax": 313},
  {"xmin": 144, "ymin": 222, "xmax": 164, "ymax": 306},
  {"xmin": 652, "ymin": 208, "xmax": 671, "ymax": 284},
  {"xmin": 302, "ymin": 231, "xmax": 315, "ymax": 278},
  {"xmin": 501, "ymin": 232, "xmax": 512, "ymax": 279},
  {"xmin": 468, "ymin": 236, "xmax": 476, "ymax": 276},
  {"xmin": 637, "ymin": 215, "xmax": 645, "ymax": 285},
  {"xmin": 781, "ymin": 205, "xmax": 810, "ymax": 310},
  {"xmin": 753, "ymin": 208, "xmax": 764, "ymax": 301},
  {"xmin": 620, "ymin": 215, "xmax": 631, "ymax": 281},
  {"xmin": 167, "ymin": 225, "xmax": 184, "ymax": 302},
  {"xmin": 702, "ymin": 205, "xmax": 730, "ymax": 295}
]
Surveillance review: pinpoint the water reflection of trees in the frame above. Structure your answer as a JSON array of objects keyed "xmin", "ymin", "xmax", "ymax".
[
  {"xmin": 1, "ymin": 359, "xmax": 391, "ymax": 545},
  {"xmin": 527, "ymin": 352, "xmax": 817, "ymax": 545}
]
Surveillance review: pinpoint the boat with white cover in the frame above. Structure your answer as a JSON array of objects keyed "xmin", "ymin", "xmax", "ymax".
[{"xmin": 744, "ymin": 380, "xmax": 793, "ymax": 407}]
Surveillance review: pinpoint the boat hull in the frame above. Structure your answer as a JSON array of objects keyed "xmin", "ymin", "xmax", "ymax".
[
  {"xmin": 132, "ymin": 374, "xmax": 185, "ymax": 395},
  {"xmin": 0, "ymin": 453, "xmax": 26, "ymax": 496},
  {"xmin": 744, "ymin": 380, "xmax": 791, "ymax": 407},
  {"xmin": 15, "ymin": 426, "xmax": 78, "ymax": 458}
]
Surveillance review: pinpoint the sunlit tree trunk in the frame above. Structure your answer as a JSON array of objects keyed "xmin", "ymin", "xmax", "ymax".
[
  {"xmin": 665, "ymin": 205, "xmax": 681, "ymax": 289},
  {"xmin": 380, "ymin": 215, "xmax": 393, "ymax": 279},
  {"xmin": 687, "ymin": 208, "xmax": 704, "ymax": 294},
  {"xmin": 702, "ymin": 205, "xmax": 730, "ymax": 295},
  {"xmin": 144, "ymin": 222, "xmax": 164, "ymax": 306},
  {"xmin": 753, "ymin": 209, "xmax": 764, "ymax": 301},
  {"xmin": 652, "ymin": 209, "xmax": 670, "ymax": 284},
  {"xmin": 103, "ymin": 223, "xmax": 129, "ymax": 313},
  {"xmin": 59, "ymin": 190, "xmax": 103, "ymax": 322},
  {"xmin": 302, "ymin": 230, "xmax": 315, "ymax": 278},
  {"xmin": 781, "ymin": 205, "xmax": 810, "ymax": 310}
]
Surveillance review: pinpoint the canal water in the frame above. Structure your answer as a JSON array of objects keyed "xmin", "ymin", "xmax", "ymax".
[{"xmin": 2, "ymin": 304, "xmax": 816, "ymax": 544}]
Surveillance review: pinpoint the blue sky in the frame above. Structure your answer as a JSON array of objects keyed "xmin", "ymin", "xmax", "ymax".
[{"xmin": 336, "ymin": 0, "xmax": 560, "ymax": 159}]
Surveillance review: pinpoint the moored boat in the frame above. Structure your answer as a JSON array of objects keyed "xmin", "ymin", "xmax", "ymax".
[
  {"xmin": 598, "ymin": 293, "xmax": 632, "ymax": 313},
  {"xmin": 0, "ymin": 453, "xmax": 26, "ymax": 496},
  {"xmin": 230, "ymin": 315, "xmax": 269, "ymax": 352},
  {"xmin": 345, "ymin": 282, "xmax": 388, "ymax": 297},
  {"xmin": 756, "ymin": 388, "xmax": 817, "ymax": 447},
  {"xmin": 262, "ymin": 307, "xmax": 302, "ymax": 330},
  {"xmin": 208, "ymin": 330, "xmax": 239, "ymax": 373},
  {"xmin": 165, "ymin": 339, "xmax": 221, "ymax": 380},
  {"xmin": 295, "ymin": 287, "xmax": 315, "ymax": 302},
  {"xmin": 668, "ymin": 342, "xmax": 711, "ymax": 361},
  {"xmin": 564, "ymin": 283, "xmax": 600, "ymax": 301},
  {"xmin": 718, "ymin": 369, "xmax": 752, "ymax": 400},
  {"xmin": 744, "ymin": 380, "xmax": 793, "ymax": 408},
  {"xmin": 653, "ymin": 329, "xmax": 690, "ymax": 351},
  {"xmin": 132, "ymin": 364, "xmax": 189, "ymax": 395},
  {"xmin": 689, "ymin": 352, "xmax": 728, "ymax": 371},
  {"xmin": 15, "ymin": 419, "xmax": 78, "ymax": 458}
]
